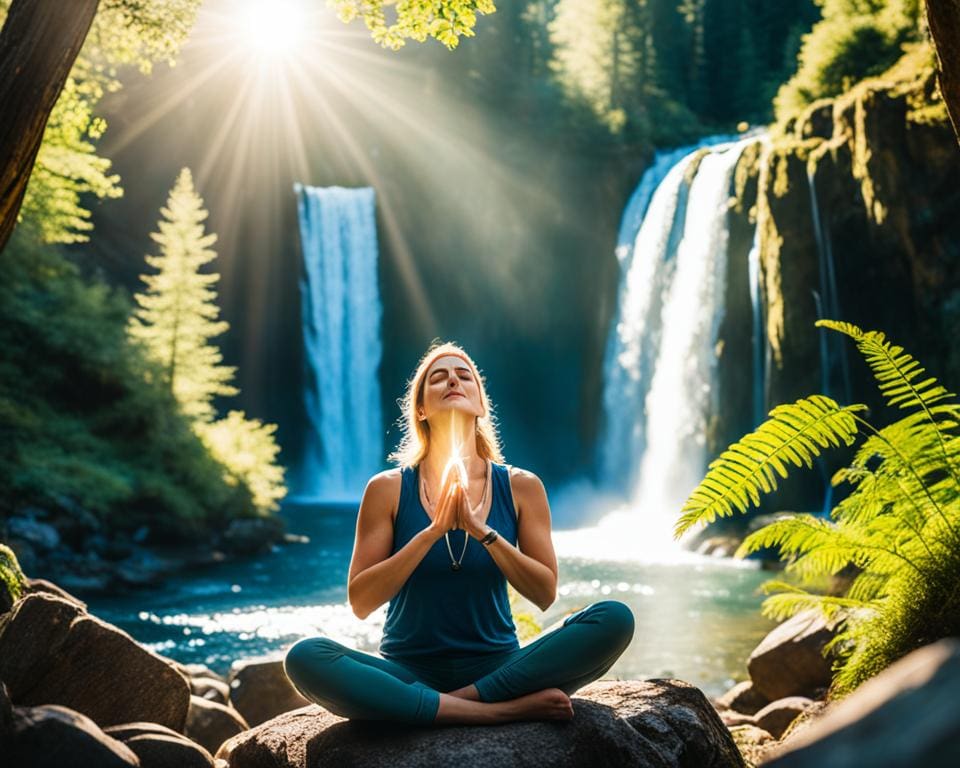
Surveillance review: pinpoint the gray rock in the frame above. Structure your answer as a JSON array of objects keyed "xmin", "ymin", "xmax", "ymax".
[
  {"xmin": 176, "ymin": 662, "xmax": 227, "ymax": 682},
  {"xmin": 748, "ymin": 611, "xmax": 835, "ymax": 701},
  {"xmin": 8, "ymin": 515, "xmax": 61, "ymax": 551},
  {"xmin": 105, "ymin": 721, "xmax": 214, "ymax": 768},
  {"xmin": 222, "ymin": 517, "xmax": 286, "ymax": 556},
  {"xmin": 764, "ymin": 639, "xmax": 960, "ymax": 767},
  {"xmin": 114, "ymin": 548, "xmax": 183, "ymax": 588},
  {"xmin": 216, "ymin": 679, "xmax": 745, "ymax": 768},
  {"xmin": 104, "ymin": 721, "xmax": 189, "ymax": 741},
  {"xmin": 0, "ymin": 593, "xmax": 190, "ymax": 730},
  {"xmin": 228, "ymin": 657, "xmax": 310, "ymax": 727},
  {"xmin": 715, "ymin": 680, "xmax": 768, "ymax": 715},
  {"xmin": 1, "ymin": 681, "xmax": 13, "ymax": 736},
  {"xmin": 192, "ymin": 676, "xmax": 232, "ymax": 704},
  {"xmin": 753, "ymin": 696, "xmax": 814, "ymax": 739},
  {"xmin": 124, "ymin": 733, "xmax": 214, "ymax": 768},
  {"xmin": 22, "ymin": 577, "xmax": 88, "ymax": 610},
  {"xmin": 7, "ymin": 704, "xmax": 140, "ymax": 767},
  {"xmin": 186, "ymin": 695, "xmax": 250, "ymax": 755}
]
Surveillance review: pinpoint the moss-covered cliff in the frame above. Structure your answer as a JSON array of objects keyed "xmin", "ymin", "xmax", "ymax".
[{"xmin": 722, "ymin": 43, "xmax": 960, "ymax": 509}]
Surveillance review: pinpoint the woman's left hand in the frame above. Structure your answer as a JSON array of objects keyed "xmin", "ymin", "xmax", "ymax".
[{"xmin": 456, "ymin": 487, "xmax": 488, "ymax": 540}]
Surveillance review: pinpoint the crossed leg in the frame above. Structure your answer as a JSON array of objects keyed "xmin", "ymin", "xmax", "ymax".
[{"xmin": 283, "ymin": 600, "xmax": 633, "ymax": 726}]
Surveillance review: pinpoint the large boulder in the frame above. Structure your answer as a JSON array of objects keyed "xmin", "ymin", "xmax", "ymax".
[
  {"xmin": 0, "ymin": 593, "xmax": 190, "ymax": 730},
  {"xmin": 748, "ymin": 611, "xmax": 835, "ymax": 701},
  {"xmin": 192, "ymin": 676, "xmax": 232, "ymax": 704},
  {"xmin": 6, "ymin": 703, "xmax": 140, "ymax": 767},
  {"xmin": 22, "ymin": 577, "xmax": 88, "ymax": 610},
  {"xmin": 763, "ymin": 639, "xmax": 960, "ymax": 767},
  {"xmin": 752, "ymin": 696, "xmax": 815, "ymax": 739},
  {"xmin": 228, "ymin": 657, "xmax": 310, "ymax": 727},
  {"xmin": 104, "ymin": 721, "xmax": 214, "ymax": 768},
  {"xmin": 186, "ymin": 695, "xmax": 250, "ymax": 755},
  {"xmin": 714, "ymin": 680, "xmax": 769, "ymax": 716},
  {"xmin": 216, "ymin": 679, "xmax": 745, "ymax": 768}
]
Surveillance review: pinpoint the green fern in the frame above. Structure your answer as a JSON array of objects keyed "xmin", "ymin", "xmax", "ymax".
[
  {"xmin": 678, "ymin": 320, "xmax": 960, "ymax": 696},
  {"xmin": 675, "ymin": 395, "xmax": 864, "ymax": 537}
]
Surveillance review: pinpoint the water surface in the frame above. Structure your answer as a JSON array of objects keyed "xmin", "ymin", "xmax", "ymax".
[{"xmin": 86, "ymin": 502, "xmax": 774, "ymax": 698}]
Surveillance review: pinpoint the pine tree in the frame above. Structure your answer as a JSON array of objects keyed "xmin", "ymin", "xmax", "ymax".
[
  {"xmin": 128, "ymin": 167, "xmax": 237, "ymax": 422},
  {"xmin": 129, "ymin": 168, "xmax": 286, "ymax": 514}
]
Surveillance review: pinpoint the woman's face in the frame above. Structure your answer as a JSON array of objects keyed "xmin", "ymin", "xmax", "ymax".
[{"xmin": 420, "ymin": 354, "xmax": 484, "ymax": 421}]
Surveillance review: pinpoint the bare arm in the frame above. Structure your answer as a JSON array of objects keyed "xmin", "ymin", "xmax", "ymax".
[
  {"xmin": 464, "ymin": 468, "xmax": 559, "ymax": 612},
  {"xmin": 347, "ymin": 469, "xmax": 461, "ymax": 620}
]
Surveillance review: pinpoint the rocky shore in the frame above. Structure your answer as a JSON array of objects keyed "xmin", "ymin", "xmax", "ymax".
[
  {"xmin": 2, "ymin": 502, "xmax": 293, "ymax": 594},
  {"xmin": 3, "ymin": 548, "xmax": 958, "ymax": 766}
]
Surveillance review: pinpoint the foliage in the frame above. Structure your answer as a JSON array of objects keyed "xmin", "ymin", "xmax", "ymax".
[
  {"xmin": 677, "ymin": 320, "xmax": 960, "ymax": 695},
  {"xmin": 329, "ymin": 0, "xmax": 496, "ymax": 50},
  {"xmin": 0, "ymin": 0, "xmax": 201, "ymax": 244},
  {"xmin": 0, "ymin": 228, "xmax": 254, "ymax": 538},
  {"xmin": 0, "ymin": 543, "xmax": 28, "ymax": 600},
  {"xmin": 508, "ymin": 583, "xmax": 543, "ymax": 642},
  {"xmin": 548, "ymin": 0, "xmax": 643, "ymax": 132},
  {"xmin": 196, "ymin": 411, "xmax": 287, "ymax": 515},
  {"xmin": 774, "ymin": 0, "xmax": 922, "ymax": 121},
  {"xmin": 539, "ymin": 0, "xmax": 820, "ymax": 140},
  {"xmin": 129, "ymin": 169, "xmax": 286, "ymax": 514},
  {"xmin": 128, "ymin": 168, "xmax": 237, "ymax": 423}
]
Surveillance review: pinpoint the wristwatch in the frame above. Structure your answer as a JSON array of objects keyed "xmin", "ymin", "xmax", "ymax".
[{"xmin": 480, "ymin": 529, "xmax": 499, "ymax": 547}]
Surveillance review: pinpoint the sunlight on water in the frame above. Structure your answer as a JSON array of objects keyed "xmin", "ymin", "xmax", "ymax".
[{"xmin": 88, "ymin": 504, "xmax": 774, "ymax": 697}]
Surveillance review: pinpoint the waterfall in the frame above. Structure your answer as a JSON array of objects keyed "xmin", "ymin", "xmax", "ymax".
[
  {"xmin": 589, "ymin": 136, "xmax": 760, "ymax": 557},
  {"xmin": 633, "ymin": 138, "xmax": 755, "ymax": 539},
  {"xmin": 294, "ymin": 184, "xmax": 384, "ymax": 501},
  {"xmin": 598, "ymin": 145, "xmax": 702, "ymax": 494},
  {"xmin": 807, "ymin": 167, "xmax": 851, "ymax": 515},
  {"xmin": 807, "ymin": 167, "xmax": 851, "ymax": 403},
  {"xmin": 747, "ymin": 226, "xmax": 766, "ymax": 427}
]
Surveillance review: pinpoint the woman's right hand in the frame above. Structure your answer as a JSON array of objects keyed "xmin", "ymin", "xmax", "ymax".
[{"xmin": 426, "ymin": 468, "xmax": 464, "ymax": 542}]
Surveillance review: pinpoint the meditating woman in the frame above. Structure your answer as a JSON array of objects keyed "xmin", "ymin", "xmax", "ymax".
[{"xmin": 283, "ymin": 342, "xmax": 635, "ymax": 725}]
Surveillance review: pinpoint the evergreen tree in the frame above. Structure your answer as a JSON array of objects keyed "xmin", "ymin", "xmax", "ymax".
[
  {"xmin": 129, "ymin": 168, "xmax": 237, "ymax": 422},
  {"xmin": 129, "ymin": 168, "xmax": 286, "ymax": 514}
]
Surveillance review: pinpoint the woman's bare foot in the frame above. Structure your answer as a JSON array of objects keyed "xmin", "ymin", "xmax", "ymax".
[
  {"xmin": 504, "ymin": 688, "xmax": 574, "ymax": 722},
  {"xmin": 434, "ymin": 687, "xmax": 573, "ymax": 725}
]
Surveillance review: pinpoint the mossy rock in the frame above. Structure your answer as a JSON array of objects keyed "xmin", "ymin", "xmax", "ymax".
[{"xmin": 1, "ymin": 543, "xmax": 28, "ymax": 613}]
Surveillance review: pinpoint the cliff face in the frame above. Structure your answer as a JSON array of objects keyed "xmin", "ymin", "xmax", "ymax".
[{"xmin": 721, "ymin": 45, "xmax": 960, "ymax": 509}]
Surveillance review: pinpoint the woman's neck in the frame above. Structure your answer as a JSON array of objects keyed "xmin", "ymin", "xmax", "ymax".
[{"xmin": 421, "ymin": 417, "xmax": 483, "ymax": 486}]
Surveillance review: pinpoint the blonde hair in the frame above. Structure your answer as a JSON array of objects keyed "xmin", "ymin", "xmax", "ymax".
[{"xmin": 388, "ymin": 341, "xmax": 505, "ymax": 468}]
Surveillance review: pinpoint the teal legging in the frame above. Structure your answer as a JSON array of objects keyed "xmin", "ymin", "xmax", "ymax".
[{"xmin": 283, "ymin": 600, "xmax": 634, "ymax": 725}]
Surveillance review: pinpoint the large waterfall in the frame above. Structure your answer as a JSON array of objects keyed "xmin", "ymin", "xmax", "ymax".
[
  {"xmin": 294, "ymin": 184, "xmax": 384, "ymax": 502},
  {"xmin": 592, "ymin": 136, "xmax": 759, "ymax": 551}
]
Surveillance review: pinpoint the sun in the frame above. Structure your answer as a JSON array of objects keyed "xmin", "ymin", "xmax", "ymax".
[{"xmin": 236, "ymin": 0, "xmax": 307, "ymax": 60}]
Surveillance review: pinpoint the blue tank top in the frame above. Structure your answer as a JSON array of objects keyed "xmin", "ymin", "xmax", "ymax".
[{"xmin": 379, "ymin": 461, "xmax": 520, "ymax": 661}]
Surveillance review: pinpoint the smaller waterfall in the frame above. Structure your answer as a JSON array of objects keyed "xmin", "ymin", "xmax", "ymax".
[
  {"xmin": 807, "ymin": 168, "xmax": 851, "ymax": 515},
  {"xmin": 807, "ymin": 168, "xmax": 851, "ymax": 403},
  {"xmin": 746, "ymin": 227, "xmax": 766, "ymax": 427},
  {"xmin": 294, "ymin": 184, "xmax": 384, "ymax": 501}
]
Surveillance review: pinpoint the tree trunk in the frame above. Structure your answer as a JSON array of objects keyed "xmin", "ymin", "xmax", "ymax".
[
  {"xmin": 926, "ymin": 1, "xmax": 960, "ymax": 145},
  {"xmin": 0, "ymin": 0, "xmax": 100, "ymax": 252}
]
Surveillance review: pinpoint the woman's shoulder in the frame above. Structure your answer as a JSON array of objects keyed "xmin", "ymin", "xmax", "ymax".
[
  {"xmin": 364, "ymin": 468, "xmax": 405, "ymax": 499},
  {"xmin": 502, "ymin": 464, "xmax": 546, "ymax": 497}
]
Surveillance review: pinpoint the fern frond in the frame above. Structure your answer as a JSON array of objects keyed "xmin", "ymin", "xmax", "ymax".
[
  {"xmin": 675, "ymin": 396, "xmax": 865, "ymax": 537},
  {"xmin": 818, "ymin": 320, "xmax": 956, "ymax": 411},
  {"xmin": 758, "ymin": 581, "xmax": 869, "ymax": 622},
  {"xmin": 738, "ymin": 515, "xmax": 915, "ymax": 578}
]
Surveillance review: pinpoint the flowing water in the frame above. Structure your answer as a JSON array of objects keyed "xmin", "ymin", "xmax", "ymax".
[
  {"xmin": 293, "ymin": 184, "xmax": 384, "ymax": 501},
  {"xmin": 86, "ymin": 502, "xmax": 775, "ymax": 698}
]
